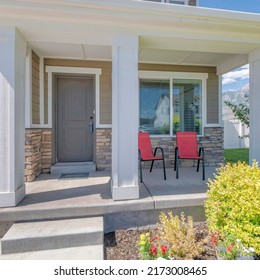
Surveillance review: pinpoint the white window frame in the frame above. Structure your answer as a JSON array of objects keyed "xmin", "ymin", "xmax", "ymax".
[
  {"xmin": 139, "ymin": 70, "xmax": 208, "ymax": 137},
  {"xmin": 144, "ymin": 0, "xmax": 189, "ymax": 5},
  {"xmin": 165, "ymin": 0, "xmax": 188, "ymax": 5}
]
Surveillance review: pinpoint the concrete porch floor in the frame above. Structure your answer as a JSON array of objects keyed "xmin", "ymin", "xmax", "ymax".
[{"xmin": 0, "ymin": 167, "xmax": 217, "ymax": 231}]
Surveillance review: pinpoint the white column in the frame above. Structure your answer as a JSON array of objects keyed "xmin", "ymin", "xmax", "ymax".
[
  {"xmin": 249, "ymin": 50, "xmax": 260, "ymax": 164},
  {"xmin": 111, "ymin": 35, "xmax": 139, "ymax": 200},
  {"xmin": 0, "ymin": 27, "xmax": 26, "ymax": 207}
]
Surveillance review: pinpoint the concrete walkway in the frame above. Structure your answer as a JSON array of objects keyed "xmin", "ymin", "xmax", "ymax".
[{"xmin": 0, "ymin": 167, "xmax": 217, "ymax": 223}]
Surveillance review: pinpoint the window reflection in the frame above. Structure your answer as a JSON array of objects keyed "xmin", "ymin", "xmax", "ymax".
[
  {"xmin": 140, "ymin": 80, "xmax": 170, "ymax": 135},
  {"xmin": 139, "ymin": 78, "xmax": 202, "ymax": 135}
]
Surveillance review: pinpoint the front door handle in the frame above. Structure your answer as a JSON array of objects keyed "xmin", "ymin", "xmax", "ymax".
[{"xmin": 89, "ymin": 116, "xmax": 94, "ymax": 134}]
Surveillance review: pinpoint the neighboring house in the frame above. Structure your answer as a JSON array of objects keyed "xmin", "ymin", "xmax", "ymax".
[
  {"xmin": 1, "ymin": 0, "xmax": 260, "ymax": 207},
  {"xmin": 154, "ymin": 94, "xmax": 170, "ymax": 131}
]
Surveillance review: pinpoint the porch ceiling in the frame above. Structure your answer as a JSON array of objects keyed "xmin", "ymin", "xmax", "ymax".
[
  {"xmin": 1, "ymin": 0, "xmax": 260, "ymax": 68},
  {"xmin": 31, "ymin": 42, "xmax": 113, "ymax": 61},
  {"xmin": 30, "ymin": 40, "xmax": 236, "ymax": 67}
]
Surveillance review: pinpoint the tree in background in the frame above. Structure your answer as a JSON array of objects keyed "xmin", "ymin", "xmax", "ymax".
[{"xmin": 225, "ymin": 93, "xmax": 249, "ymax": 128}]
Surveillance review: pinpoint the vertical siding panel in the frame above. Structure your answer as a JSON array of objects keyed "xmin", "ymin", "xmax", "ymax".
[{"xmin": 31, "ymin": 51, "xmax": 40, "ymax": 124}]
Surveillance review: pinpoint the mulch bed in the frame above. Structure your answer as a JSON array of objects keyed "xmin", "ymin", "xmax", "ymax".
[{"xmin": 104, "ymin": 222, "xmax": 217, "ymax": 260}]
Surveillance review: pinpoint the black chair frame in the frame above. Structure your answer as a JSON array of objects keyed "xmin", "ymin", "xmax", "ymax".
[
  {"xmin": 139, "ymin": 147, "xmax": 166, "ymax": 183},
  {"xmin": 174, "ymin": 147, "xmax": 205, "ymax": 180}
]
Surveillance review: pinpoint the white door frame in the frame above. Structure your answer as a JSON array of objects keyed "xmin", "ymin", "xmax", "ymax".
[{"xmin": 45, "ymin": 66, "xmax": 102, "ymax": 128}]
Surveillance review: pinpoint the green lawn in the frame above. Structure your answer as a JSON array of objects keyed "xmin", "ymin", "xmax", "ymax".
[{"xmin": 224, "ymin": 148, "xmax": 249, "ymax": 164}]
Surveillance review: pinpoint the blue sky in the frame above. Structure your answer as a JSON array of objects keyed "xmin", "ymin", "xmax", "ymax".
[
  {"xmin": 199, "ymin": 1, "xmax": 255, "ymax": 92},
  {"xmin": 222, "ymin": 65, "xmax": 249, "ymax": 92},
  {"xmin": 199, "ymin": 0, "xmax": 260, "ymax": 14}
]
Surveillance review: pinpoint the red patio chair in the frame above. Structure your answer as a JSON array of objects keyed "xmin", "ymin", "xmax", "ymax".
[
  {"xmin": 138, "ymin": 132, "xmax": 166, "ymax": 183},
  {"xmin": 174, "ymin": 131, "xmax": 205, "ymax": 180}
]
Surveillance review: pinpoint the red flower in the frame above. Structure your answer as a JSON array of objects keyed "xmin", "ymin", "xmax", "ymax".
[
  {"xmin": 211, "ymin": 234, "xmax": 217, "ymax": 246},
  {"xmin": 150, "ymin": 245, "xmax": 157, "ymax": 256},
  {"xmin": 227, "ymin": 246, "xmax": 232, "ymax": 252},
  {"xmin": 160, "ymin": 245, "xmax": 168, "ymax": 255}
]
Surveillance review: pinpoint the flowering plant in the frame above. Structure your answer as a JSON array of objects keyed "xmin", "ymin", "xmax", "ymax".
[
  {"xmin": 205, "ymin": 161, "xmax": 260, "ymax": 254},
  {"xmin": 211, "ymin": 232, "xmax": 255, "ymax": 260},
  {"xmin": 137, "ymin": 232, "xmax": 170, "ymax": 260}
]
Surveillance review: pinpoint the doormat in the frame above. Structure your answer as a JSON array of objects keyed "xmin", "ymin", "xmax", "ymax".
[{"xmin": 59, "ymin": 173, "xmax": 89, "ymax": 179}]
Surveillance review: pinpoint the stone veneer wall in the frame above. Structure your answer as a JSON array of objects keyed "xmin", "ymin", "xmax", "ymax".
[
  {"xmin": 96, "ymin": 129, "xmax": 112, "ymax": 171},
  {"xmin": 25, "ymin": 127, "xmax": 223, "ymax": 180},
  {"xmin": 25, "ymin": 129, "xmax": 52, "ymax": 182},
  {"xmin": 149, "ymin": 127, "xmax": 224, "ymax": 168},
  {"xmin": 95, "ymin": 127, "xmax": 224, "ymax": 170}
]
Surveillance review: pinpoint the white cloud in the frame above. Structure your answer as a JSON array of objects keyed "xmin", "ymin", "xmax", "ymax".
[{"xmin": 222, "ymin": 64, "xmax": 249, "ymax": 85}]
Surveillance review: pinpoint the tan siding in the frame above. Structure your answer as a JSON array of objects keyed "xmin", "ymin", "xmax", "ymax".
[
  {"xmin": 44, "ymin": 72, "xmax": 48, "ymax": 124},
  {"xmin": 139, "ymin": 63, "xmax": 216, "ymax": 74},
  {"xmin": 44, "ymin": 59, "xmax": 112, "ymax": 125},
  {"xmin": 32, "ymin": 51, "xmax": 40, "ymax": 124},
  {"xmin": 207, "ymin": 73, "xmax": 219, "ymax": 124},
  {"xmin": 99, "ymin": 66, "xmax": 112, "ymax": 124}
]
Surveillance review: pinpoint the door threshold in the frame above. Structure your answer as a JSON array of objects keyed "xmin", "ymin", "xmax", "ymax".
[
  {"xmin": 53, "ymin": 162, "xmax": 95, "ymax": 167},
  {"xmin": 51, "ymin": 162, "xmax": 96, "ymax": 174}
]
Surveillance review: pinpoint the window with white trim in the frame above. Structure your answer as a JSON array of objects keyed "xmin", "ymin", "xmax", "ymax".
[
  {"xmin": 166, "ymin": 0, "xmax": 187, "ymax": 5},
  {"xmin": 139, "ymin": 72, "xmax": 207, "ymax": 136},
  {"xmin": 144, "ymin": 0, "xmax": 189, "ymax": 5}
]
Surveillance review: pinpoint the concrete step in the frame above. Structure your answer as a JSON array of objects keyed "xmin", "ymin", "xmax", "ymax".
[
  {"xmin": 1, "ymin": 217, "xmax": 103, "ymax": 255},
  {"xmin": 0, "ymin": 244, "xmax": 104, "ymax": 260},
  {"xmin": 51, "ymin": 162, "xmax": 96, "ymax": 175}
]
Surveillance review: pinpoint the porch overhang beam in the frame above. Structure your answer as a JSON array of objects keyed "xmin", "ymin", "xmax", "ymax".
[
  {"xmin": 217, "ymin": 54, "xmax": 249, "ymax": 75},
  {"xmin": 1, "ymin": 1, "xmax": 260, "ymax": 58}
]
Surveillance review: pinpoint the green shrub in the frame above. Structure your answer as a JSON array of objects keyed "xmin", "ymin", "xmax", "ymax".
[{"xmin": 205, "ymin": 161, "xmax": 260, "ymax": 254}]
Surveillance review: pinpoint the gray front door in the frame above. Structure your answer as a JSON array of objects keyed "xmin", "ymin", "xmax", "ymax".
[{"xmin": 57, "ymin": 76, "xmax": 94, "ymax": 162}]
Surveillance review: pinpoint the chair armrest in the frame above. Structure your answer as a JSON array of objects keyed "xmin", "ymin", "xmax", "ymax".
[{"xmin": 154, "ymin": 147, "xmax": 165, "ymax": 158}]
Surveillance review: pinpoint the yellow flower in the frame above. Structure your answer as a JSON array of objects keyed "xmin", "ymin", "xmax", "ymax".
[
  {"xmin": 140, "ymin": 234, "xmax": 146, "ymax": 241},
  {"xmin": 140, "ymin": 240, "xmax": 146, "ymax": 246}
]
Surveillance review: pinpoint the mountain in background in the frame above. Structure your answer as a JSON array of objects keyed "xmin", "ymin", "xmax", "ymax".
[{"xmin": 222, "ymin": 83, "xmax": 249, "ymax": 121}]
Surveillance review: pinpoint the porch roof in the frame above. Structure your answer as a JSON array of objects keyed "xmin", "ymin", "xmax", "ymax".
[{"xmin": 1, "ymin": 0, "xmax": 260, "ymax": 72}]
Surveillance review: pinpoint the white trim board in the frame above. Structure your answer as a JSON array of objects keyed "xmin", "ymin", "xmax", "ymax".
[
  {"xmin": 139, "ymin": 71, "xmax": 209, "ymax": 80},
  {"xmin": 45, "ymin": 66, "xmax": 103, "ymax": 128}
]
